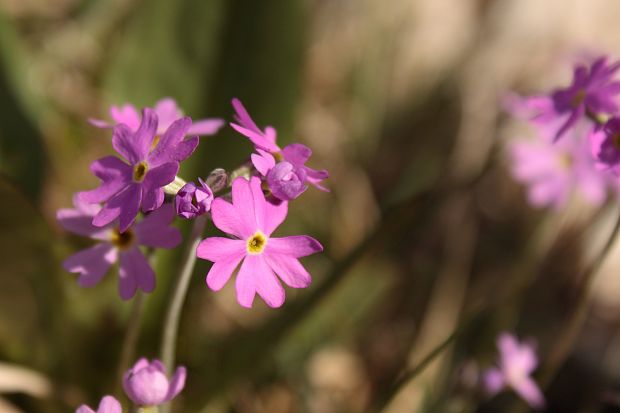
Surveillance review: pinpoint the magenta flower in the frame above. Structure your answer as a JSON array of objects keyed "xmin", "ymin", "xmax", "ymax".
[
  {"xmin": 591, "ymin": 117, "xmax": 620, "ymax": 174},
  {"xmin": 123, "ymin": 358, "xmax": 186, "ymax": 407},
  {"xmin": 197, "ymin": 177, "xmax": 323, "ymax": 308},
  {"xmin": 174, "ymin": 178, "xmax": 214, "ymax": 219},
  {"xmin": 76, "ymin": 396, "xmax": 121, "ymax": 413},
  {"xmin": 57, "ymin": 197, "xmax": 181, "ymax": 300},
  {"xmin": 230, "ymin": 98, "xmax": 328, "ymax": 200},
  {"xmin": 508, "ymin": 121, "xmax": 608, "ymax": 210},
  {"xmin": 482, "ymin": 333, "xmax": 545, "ymax": 409},
  {"xmin": 509, "ymin": 57, "xmax": 620, "ymax": 141},
  {"xmin": 90, "ymin": 97, "xmax": 224, "ymax": 137},
  {"xmin": 80, "ymin": 108, "xmax": 196, "ymax": 231}
]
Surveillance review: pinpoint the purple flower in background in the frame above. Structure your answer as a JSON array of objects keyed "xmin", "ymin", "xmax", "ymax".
[
  {"xmin": 591, "ymin": 117, "xmax": 620, "ymax": 174},
  {"xmin": 174, "ymin": 178, "xmax": 214, "ymax": 219},
  {"xmin": 76, "ymin": 396, "xmax": 121, "ymax": 413},
  {"xmin": 57, "ymin": 197, "xmax": 181, "ymax": 300},
  {"xmin": 508, "ymin": 121, "xmax": 608, "ymax": 210},
  {"xmin": 80, "ymin": 108, "xmax": 197, "ymax": 231},
  {"xmin": 230, "ymin": 98, "xmax": 329, "ymax": 199},
  {"xmin": 123, "ymin": 358, "xmax": 186, "ymax": 407},
  {"xmin": 197, "ymin": 177, "xmax": 323, "ymax": 308},
  {"xmin": 90, "ymin": 97, "xmax": 224, "ymax": 137},
  {"xmin": 508, "ymin": 56, "xmax": 620, "ymax": 141},
  {"xmin": 482, "ymin": 333, "xmax": 545, "ymax": 409}
]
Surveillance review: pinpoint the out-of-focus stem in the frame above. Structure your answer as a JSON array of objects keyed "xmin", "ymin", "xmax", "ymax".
[
  {"xmin": 116, "ymin": 292, "xmax": 145, "ymax": 389},
  {"xmin": 159, "ymin": 215, "xmax": 207, "ymax": 412},
  {"xmin": 539, "ymin": 208, "xmax": 620, "ymax": 387}
]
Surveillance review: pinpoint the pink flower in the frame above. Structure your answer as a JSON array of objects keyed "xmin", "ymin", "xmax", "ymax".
[
  {"xmin": 197, "ymin": 177, "xmax": 323, "ymax": 308},
  {"xmin": 230, "ymin": 98, "xmax": 328, "ymax": 200},
  {"xmin": 76, "ymin": 396, "xmax": 121, "ymax": 413},
  {"xmin": 80, "ymin": 108, "xmax": 196, "ymax": 232},
  {"xmin": 123, "ymin": 358, "xmax": 186, "ymax": 407},
  {"xmin": 57, "ymin": 196, "xmax": 181, "ymax": 300},
  {"xmin": 591, "ymin": 117, "xmax": 620, "ymax": 174},
  {"xmin": 174, "ymin": 178, "xmax": 214, "ymax": 219},
  {"xmin": 90, "ymin": 97, "xmax": 224, "ymax": 137},
  {"xmin": 482, "ymin": 333, "xmax": 545, "ymax": 409}
]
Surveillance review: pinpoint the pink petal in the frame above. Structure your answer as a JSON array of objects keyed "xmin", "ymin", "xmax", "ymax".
[
  {"xmin": 75, "ymin": 406, "xmax": 96, "ymax": 413},
  {"xmin": 88, "ymin": 118, "xmax": 112, "ymax": 129},
  {"xmin": 97, "ymin": 395, "xmax": 122, "ymax": 413},
  {"xmin": 196, "ymin": 237, "xmax": 246, "ymax": 262},
  {"xmin": 63, "ymin": 243, "xmax": 117, "ymax": 287},
  {"xmin": 230, "ymin": 176, "xmax": 259, "ymax": 231},
  {"xmin": 513, "ymin": 377, "xmax": 545, "ymax": 409},
  {"xmin": 148, "ymin": 117, "xmax": 192, "ymax": 167},
  {"xmin": 133, "ymin": 108, "xmax": 159, "ymax": 161},
  {"xmin": 232, "ymin": 97, "xmax": 261, "ymax": 133},
  {"xmin": 164, "ymin": 366, "xmax": 186, "ymax": 402},
  {"xmin": 79, "ymin": 156, "xmax": 132, "ymax": 204},
  {"xmin": 281, "ymin": 143, "xmax": 312, "ymax": 165},
  {"xmin": 205, "ymin": 254, "xmax": 245, "ymax": 291},
  {"xmin": 188, "ymin": 118, "xmax": 225, "ymax": 136},
  {"xmin": 482, "ymin": 367, "xmax": 505, "ymax": 395},
  {"xmin": 210, "ymin": 198, "xmax": 252, "ymax": 239},
  {"xmin": 92, "ymin": 184, "xmax": 142, "ymax": 232},
  {"xmin": 119, "ymin": 248, "xmax": 155, "ymax": 299},
  {"xmin": 135, "ymin": 204, "xmax": 181, "ymax": 248},
  {"xmin": 230, "ymin": 123, "xmax": 280, "ymax": 153},
  {"xmin": 110, "ymin": 104, "xmax": 141, "ymax": 131},
  {"xmin": 142, "ymin": 162, "xmax": 179, "ymax": 192},
  {"xmin": 131, "ymin": 358, "xmax": 150, "ymax": 371},
  {"xmin": 112, "ymin": 124, "xmax": 142, "ymax": 164},
  {"xmin": 251, "ymin": 150, "xmax": 276, "ymax": 176},
  {"xmin": 154, "ymin": 97, "xmax": 182, "ymax": 131},
  {"xmin": 57, "ymin": 207, "xmax": 102, "ymax": 238},
  {"xmin": 248, "ymin": 176, "xmax": 266, "ymax": 229},
  {"xmin": 266, "ymin": 235, "xmax": 322, "ymax": 257},
  {"xmin": 141, "ymin": 188, "xmax": 164, "ymax": 212},
  {"xmin": 264, "ymin": 253, "xmax": 311, "ymax": 288},
  {"xmin": 262, "ymin": 198, "xmax": 288, "ymax": 236},
  {"xmin": 236, "ymin": 254, "xmax": 285, "ymax": 308}
]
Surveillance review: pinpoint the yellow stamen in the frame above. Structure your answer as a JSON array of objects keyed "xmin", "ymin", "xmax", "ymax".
[
  {"xmin": 246, "ymin": 231, "xmax": 267, "ymax": 254},
  {"xmin": 110, "ymin": 228, "xmax": 135, "ymax": 250},
  {"xmin": 150, "ymin": 135, "xmax": 161, "ymax": 151},
  {"xmin": 274, "ymin": 152, "xmax": 283, "ymax": 162},
  {"xmin": 133, "ymin": 161, "xmax": 148, "ymax": 182}
]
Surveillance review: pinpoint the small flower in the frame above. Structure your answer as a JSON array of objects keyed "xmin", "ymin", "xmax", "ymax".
[
  {"xmin": 230, "ymin": 98, "xmax": 329, "ymax": 199},
  {"xmin": 482, "ymin": 333, "xmax": 545, "ymax": 409},
  {"xmin": 591, "ymin": 117, "xmax": 620, "ymax": 173},
  {"xmin": 508, "ymin": 57, "xmax": 620, "ymax": 141},
  {"xmin": 80, "ymin": 108, "xmax": 197, "ymax": 231},
  {"xmin": 508, "ymin": 121, "xmax": 608, "ymax": 210},
  {"xmin": 197, "ymin": 177, "xmax": 323, "ymax": 308},
  {"xmin": 76, "ymin": 395, "xmax": 122, "ymax": 413},
  {"xmin": 90, "ymin": 97, "xmax": 225, "ymax": 137},
  {"xmin": 57, "ymin": 197, "xmax": 181, "ymax": 300},
  {"xmin": 174, "ymin": 178, "xmax": 214, "ymax": 219},
  {"xmin": 123, "ymin": 358, "xmax": 186, "ymax": 407},
  {"xmin": 266, "ymin": 161, "xmax": 307, "ymax": 201}
]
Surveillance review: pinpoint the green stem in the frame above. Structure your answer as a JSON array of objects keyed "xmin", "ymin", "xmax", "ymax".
[
  {"xmin": 539, "ymin": 207, "xmax": 620, "ymax": 387},
  {"xmin": 116, "ymin": 292, "xmax": 145, "ymax": 390}
]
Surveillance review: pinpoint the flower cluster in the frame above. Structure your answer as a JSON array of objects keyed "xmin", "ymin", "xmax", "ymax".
[
  {"xmin": 76, "ymin": 358, "xmax": 185, "ymax": 412},
  {"xmin": 507, "ymin": 56, "xmax": 620, "ymax": 209},
  {"xmin": 58, "ymin": 97, "xmax": 327, "ymax": 306}
]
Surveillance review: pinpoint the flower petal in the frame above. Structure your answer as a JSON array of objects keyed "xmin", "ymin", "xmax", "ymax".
[
  {"xmin": 232, "ymin": 98, "xmax": 261, "ymax": 133},
  {"xmin": 135, "ymin": 204, "xmax": 182, "ymax": 248},
  {"xmin": 248, "ymin": 176, "xmax": 266, "ymax": 229},
  {"xmin": 143, "ymin": 162, "xmax": 179, "ymax": 192},
  {"xmin": 88, "ymin": 118, "xmax": 112, "ymax": 129},
  {"xmin": 154, "ymin": 97, "xmax": 183, "ymax": 131},
  {"xmin": 230, "ymin": 123, "xmax": 280, "ymax": 152},
  {"xmin": 281, "ymin": 143, "xmax": 312, "ymax": 165},
  {"xmin": 266, "ymin": 235, "xmax": 323, "ymax": 257},
  {"xmin": 110, "ymin": 104, "xmax": 141, "ymax": 131},
  {"xmin": 75, "ymin": 406, "xmax": 96, "ymax": 413},
  {"xmin": 251, "ymin": 149, "xmax": 276, "ymax": 176},
  {"xmin": 188, "ymin": 118, "xmax": 225, "ymax": 136},
  {"xmin": 264, "ymin": 253, "xmax": 311, "ymax": 288},
  {"xmin": 262, "ymin": 198, "xmax": 288, "ymax": 236},
  {"xmin": 197, "ymin": 237, "xmax": 245, "ymax": 262},
  {"xmin": 148, "ymin": 117, "xmax": 192, "ymax": 166},
  {"xmin": 79, "ymin": 156, "xmax": 132, "ymax": 204},
  {"xmin": 512, "ymin": 377, "xmax": 545, "ymax": 409},
  {"xmin": 482, "ymin": 367, "xmax": 505, "ymax": 395},
  {"xmin": 141, "ymin": 188, "xmax": 164, "ymax": 212},
  {"xmin": 112, "ymin": 123, "xmax": 141, "ymax": 164},
  {"xmin": 133, "ymin": 108, "xmax": 159, "ymax": 160},
  {"xmin": 235, "ymin": 254, "xmax": 285, "ymax": 308},
  {"xmin": 164, "ymin": 366, "xmax": 186, "ymax": 402},
  {"xmin": 119, "ymin": 248, "xmax": 155, "ymax": 299},
  {"xmin": 205, "ymin": 254, "xmax": 245, "ymax": 291},
  {"xmin": 210, "ymin": 198, "xmax": 251, "ymax": 238},
  {"xmin": 63, "ymin": 243, "xmax": 117, "ymax": 287},
  {"xmin": 93, "ymin": 184, "xmax": 142, "ymax": 232},
  {"xmin": 57, "ymin": 207, "xmax": 102, "ymax": 237},
  {"xmin": 97, "ymin": 395, "xmax": 123, "ymax": 413}
]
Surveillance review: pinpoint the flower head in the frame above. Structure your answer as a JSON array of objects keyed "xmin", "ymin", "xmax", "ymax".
[
  {"xmin": 123, "ymin": 358, "xmax": 186, "ymax": 407},
  {"xmin": 76, "ymin": 395, "xmax": 121, "ymax": 413},
  {"xmin": 80, "ymin": 108, "xmax": 198, "ymax": 231},
  {"xmin": 482, "ymin": 333, "xmax": 545, "ymax": 409},
  {"xmin": 174, "ymin": 178, "xmax": 214, "ymax": 219},
  {"xmin": 266, "ymin": 161, "xmax": 307, "ymax": 201},
  {"xmin": 591, "ymin": 117, "xmax": 620, "ymax": 173},
  {"xmin": 230, "ymin": 98, "xmax": 329, "ymax": 199},
  {"xmin": 197, "ymin": 177, "xmax": 323, "ymax": 308},
  {"xmin": 57, "ymin": 196, "xmax": 181, "ymax": 300},
  {"xmin": 509, "ymin": 57, "xmax": 620, "ymax": 141},
  {"xmin": 90, "ymin": 97, "xmax": 224, "ymax": 137}
]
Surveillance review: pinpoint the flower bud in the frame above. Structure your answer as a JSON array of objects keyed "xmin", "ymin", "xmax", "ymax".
[
  {"xmin": 266, "ymin": 161, "xmax": 307, "ymax": 201},
  {"xmin": 205, "ymin": 168, "xmax": 229, "ymax": 193},
  {"xmin": 123, "ymin": 358, "xmax": 186, "ymax": 407},
  {"xmin": 174, "ymin": 179, "xmax": 214, "ymax": 219}
]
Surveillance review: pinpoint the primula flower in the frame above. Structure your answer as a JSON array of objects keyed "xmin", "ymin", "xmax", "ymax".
[
  {"xmin": 591, "ymin": 117, "xmax": 620, "ymax": 173},
  {"xmin": 482, "ymin": 333, "xmax": 545, "ymax": 409},
  {"xmin": 508, "ymin": 121, "xmax": 608, "ymax": 210},
  {"xmin": 57, "ymin": 197, "xmax": 181, "ymax": 300},
  {"xmin": 230, "ymin": 98, "xmax": 328, "ymax": 200},
  {"xmin": 76, "ymin": 395, "xmax": 121, "ymax": 413},
  {"xmin": 197, "ymin": 177, "xmax": 323, "ymax": 308},
  {"xmin": 80, "ymin": 108, "xmax": 197, "ymax": 231},
  {"xmin": 509, "ymin": 57, "xmax": 620, "ymax": 141},
  {"xmin": 174, "ymin": 178, "xmax": 214, "ymax": 219},
  {"xmin": 123, "ymin": 358, "xmax": 186, "ymax": 407},
  {"xmin": 90, "ymin": 97, "xmax": 224, "ymax": 137}
]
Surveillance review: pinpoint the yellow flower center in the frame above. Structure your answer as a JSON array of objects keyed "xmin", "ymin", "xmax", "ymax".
[
  {"xmin": 133, "ymin": 161, "xmax": 148, "ymax": 182},
  {"xmin": 110, "ymin": 228, "xmax": 135, "ymax": 250},
  {"xmin": 557, "ymin": 153, "xmax": 573, "ymax": 170},
  {"xmin": 150, "ymin": 135, "xmax": 161, "ymax": 151},
  {"xmin": 274, "ymin": 152, "xmax": 283, "ymax": 162},
  {"xmin": 247, "ymin": 231, "xmax": 267, "ymax": 254}
]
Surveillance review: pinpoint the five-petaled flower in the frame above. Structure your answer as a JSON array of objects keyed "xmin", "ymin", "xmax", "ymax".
[
  {"xmin": 230, "ymin": 98, "xmax": 329, "ymax": 200},
  {"xmin": 90, "ymin": 97, "xmax": 224, "ymax": 137},
  {"xmin": 57, "ymin": 197, "xmax": 181, "ymax": 300},
  {"xmin": 80, "ymin": 108, "xmax": 197, "ymax": 232},
  {"xmin": 76, "ymin": 395, "xmax": 121, "ymax": 413},
  {"xmin": 482, "ymin": 333, "xmax": 545, "ymax": 409},
  {"xmin": 123, "ymin": 358, "xmax": 186, "ymax": 407},
  {"xmin": 197, "ymin": 176, "xmax": 323, "ymax": 308}
]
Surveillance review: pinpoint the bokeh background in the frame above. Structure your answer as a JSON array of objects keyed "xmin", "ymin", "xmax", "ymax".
[{"xmin": 3, "ymin": 0, "xmax": 620, "ymax": 412}]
